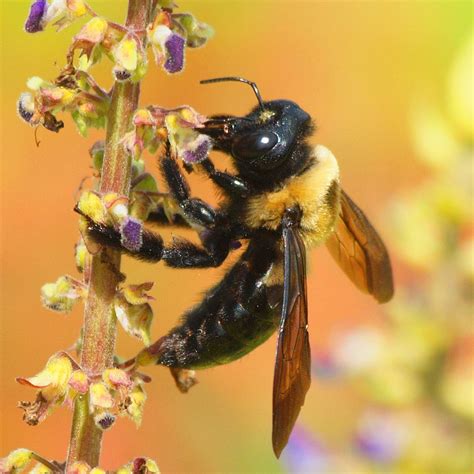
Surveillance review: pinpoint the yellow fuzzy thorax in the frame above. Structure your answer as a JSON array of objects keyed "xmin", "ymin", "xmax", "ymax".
[{"xmin": 244, "ymin": 145, "xmax": 341, "ymax": 248}]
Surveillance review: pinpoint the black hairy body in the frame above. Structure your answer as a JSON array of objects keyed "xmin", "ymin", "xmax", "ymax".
[{"xmin": 158, "ymin": 231, "xmax": 282, "ymax": 368}]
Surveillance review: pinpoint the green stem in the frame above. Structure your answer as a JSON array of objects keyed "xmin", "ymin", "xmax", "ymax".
[
  {"xmin": 66, "ymin": 0, "xmax": 153, "ymax": 468},
  {"xmin": 30, "ymin": 452, "xmax": 61, "ymax": 472}
]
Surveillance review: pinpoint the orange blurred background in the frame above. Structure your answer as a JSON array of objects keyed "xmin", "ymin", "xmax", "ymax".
[{"xmin": 1, "ymin": 1, "xmax": 471, "ymax": 472}]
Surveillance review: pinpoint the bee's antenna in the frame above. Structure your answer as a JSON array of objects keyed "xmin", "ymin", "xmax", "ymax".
[{"xmin": 200, "ymin": 76, "xmax": 265, "ymax": 111}]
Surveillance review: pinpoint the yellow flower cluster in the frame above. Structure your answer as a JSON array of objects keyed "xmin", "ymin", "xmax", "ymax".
[{"xmin": 16, "ymin": 352, "xmax": 150, "ymax": 429}]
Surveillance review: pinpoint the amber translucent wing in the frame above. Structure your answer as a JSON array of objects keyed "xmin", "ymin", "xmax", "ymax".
[
  {"xmin": 326, "ymin": 189, "xmax": 394, "ymax": 303},
  {"xmin": 272, "ymin": 225, "xmax": 311, "ymax": 458}
]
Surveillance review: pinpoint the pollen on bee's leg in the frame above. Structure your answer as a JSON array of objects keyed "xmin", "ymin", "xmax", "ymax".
[
  {"xmin": 169, "ymin": 368, "xmax": 198, "ymax": 393},
  {"xmin": 120, "ymin": 216, "xmax": 143, "ymax": 252}
]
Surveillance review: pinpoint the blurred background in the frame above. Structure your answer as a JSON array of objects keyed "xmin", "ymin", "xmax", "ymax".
[{"xmin": 1, "ymin": 1, "xmax": 472, "ymax": 472}]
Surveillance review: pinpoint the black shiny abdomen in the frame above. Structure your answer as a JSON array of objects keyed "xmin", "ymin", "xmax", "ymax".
[{"xmin": 157, "ymin": 232, "xmax": 283, "ymax": 369}]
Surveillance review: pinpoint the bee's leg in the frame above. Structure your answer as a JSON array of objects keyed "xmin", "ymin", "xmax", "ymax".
[
  {"xmin": 162, "ymin": 227, "xmax": 234, "ymax": 268},
  {"xmin": 131, "ymin": 172, "xmax": 192, "ymax": 229},
  {"xmin": 142, "ymin": 194, "xmax": 191, "ymax": 228},
  {"xmin": 146, "ymin": 206, "xmax": 190, "ymax": 228},
  {"xmin": 82, "ymin": 216, "xmax": 164, "ymax": 262},
  {"xmin": 161, "ymin": 155, "xmax": 218, "ymax": 229},
  {"xmin": 81, "ymin": 214, "xmax": 234, "ymax": 268},
  {"xmin": 198, "ymin": 158, "xmax": 251, "ymax": 197},
  {"xmin": 80, "ymin": 146, "xmax": 240, "ymax": 266}
]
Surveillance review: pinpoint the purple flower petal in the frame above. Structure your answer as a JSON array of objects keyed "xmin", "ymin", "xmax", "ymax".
[
  {"xmin": 312, "ymin": 351, "xmax": 341, "ymax": 379},
  {"xmin": 132, "ymin": 458, "xmax": 147, "ymax": 473},
  {"xmin": 182, "ymin": 136, "xmax": 211, "ymax": 163},
  {"xmin": 25, "ymin": 0, "xmax": 47, "ymax": 33},
  {"xmin": 17, "ymin": 93, "xmax": 35, "ymax": 123},
  {"xmin": 354, "ymin": 411, "xmax": 407, "ymax": 463},
  {"xmin": 114, "ymin": 67, "xmax": 132, "ymax": 82},
  {"xmin": 120, "ymin": 217, "xmax": 143, "ymax": 252},
  {"xmin": 164, "ymin": 33, "xmax": 185, "ymax": 73},
  {"xmin": 282, "ymin": 425, "xmax": 331, "ymax": 473},
  {"xmin": 95, "ymin": 412, "xmax": 116, "ymax": 430}
]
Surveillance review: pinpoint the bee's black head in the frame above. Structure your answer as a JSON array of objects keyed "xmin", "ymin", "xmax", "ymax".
[{"xmin": 199, "ymin": 78, "xmax": 314, "ymax": 188}]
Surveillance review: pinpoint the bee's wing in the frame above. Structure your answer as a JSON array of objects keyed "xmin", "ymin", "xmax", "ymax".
[
  {"xmin": 326, "ymin": 189, "xmax": 394, "ymax": 303},
  {"xmin": 272, "ymin": 223, "xmax": 311, "ymax": 458}
]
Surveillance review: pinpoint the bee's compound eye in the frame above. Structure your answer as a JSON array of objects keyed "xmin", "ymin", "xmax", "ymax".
[{"xmin": 231, "ymin": 131, "xmax": 279, "ymax": 160}]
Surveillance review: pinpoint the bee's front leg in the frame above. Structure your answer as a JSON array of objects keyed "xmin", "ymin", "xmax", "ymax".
[
  {"xmin": 197, "ymin": 157, "xmax": 251, "ymax": 198},
  {"xmin": 161, "ymin": 155, "xmax": 219, "ymax": 228}
]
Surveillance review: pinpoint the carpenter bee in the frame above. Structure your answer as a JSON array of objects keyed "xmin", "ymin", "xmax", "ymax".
[{"xmin": 81, "ymin": 77, "xmax": 394, "ymax": 457}]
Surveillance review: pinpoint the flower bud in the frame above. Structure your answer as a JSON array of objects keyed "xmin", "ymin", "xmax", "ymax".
[
  {"xmin": 113, "ymin": 34, "xmax": 146, "ymax": 82},
  {"xmin": 68, "ymin": 461, "xmax": 91, "ymax": 474},
  {"xmin": 43, "ymin": 0, "xmax": 87, "ymax": 32},
  {"xmin": 117, "ymin": 457, "xmax": 159, "ymax": 474},
  {"xmin": 125, "ymin": 384, "xmax": 147, "ymax": 426},
  {"xmin": 30, "ymin": 462, "xmax": 54, "ymax": 474},
  {"xmin": 89, "ymin": 140, "xmax": 105, "ymax": 172},
  {"xmin": 1, "ymin": 448, "xmax": 33, "ymax": 471},
  {"xmin": 75, "ymin": 16, "xmax": 108, "ymax": 45},
  {"xmin": 77, "ymin": 190, "xmax": 108, "ymax": 223},
  {"xmin": 68, "ymin": 369, "xmax": 89, "ymax": 394},
  {"xmin": 89, "ymin": 382, "xmax": 114, "ymax": 409},
  {"xmin": 41, "ymin": 275, "xmax": 86, "ymax": 313},
  {"xmin": 115, "ymin": 283, "xmax": 154, "ymax": 345},
  {"xmin": 165, "ymin": 109, "xmax": 210, "ymax": 164},
  {"xmin": 103, "ymin": 368, "xmax": 132, "ymax": 389},
  {"xmin": 16, "ymin": 353, "xmax": 75, "ymax": 424},
  {"xmin": 173, "ymin": 13, "xmax": 214, "ymax": 48}
]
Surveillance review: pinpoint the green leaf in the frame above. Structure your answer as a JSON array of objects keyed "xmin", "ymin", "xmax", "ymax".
[
  {"xmin": 133, "ymin": 173, "xmax": 158, "ymax": 192},
  {"xmin": 174, "ymin": 13, "xmax": 214, "ymax": 48}
]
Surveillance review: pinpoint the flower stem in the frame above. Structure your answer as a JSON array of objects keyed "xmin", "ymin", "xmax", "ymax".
[
  {"xmin": 66, "ymin": 0, "xmax": 153, "ymax": 468},
  {"xmin": 30, "ymin": 452, "xmax": 61, "ymax": 472}
]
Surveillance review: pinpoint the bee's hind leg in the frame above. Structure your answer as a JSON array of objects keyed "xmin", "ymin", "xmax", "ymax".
[{"xmin": 170, "ymin": 368, "xmax": 198, "ymax": 393}]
